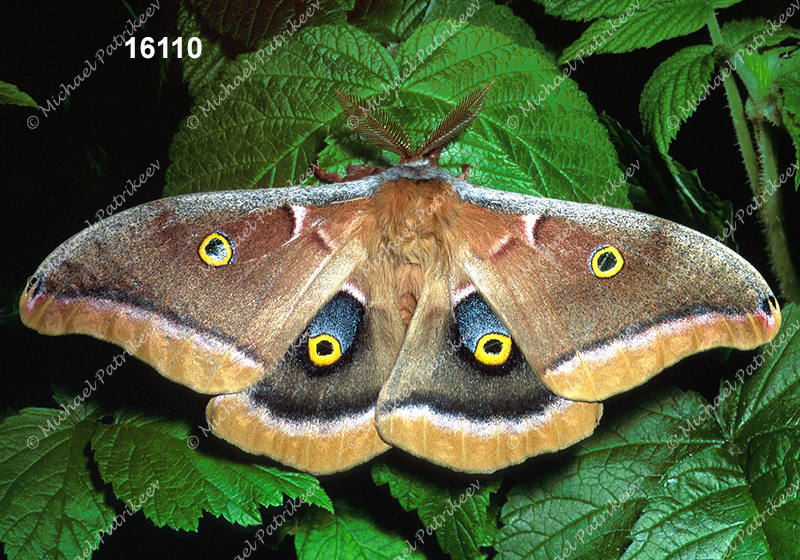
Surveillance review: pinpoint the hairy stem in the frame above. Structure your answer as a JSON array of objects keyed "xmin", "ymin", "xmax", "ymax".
[
  {"xmin": 706, "ymin": 14, "xmax": 760, "ymax": 188},
  {"xmin": 752, "ymin": 113, "xmax": 800, "ymax": 301},
  {"xmin": 707, "ymin": 12, "xmax": 799, "ymax": 302}
]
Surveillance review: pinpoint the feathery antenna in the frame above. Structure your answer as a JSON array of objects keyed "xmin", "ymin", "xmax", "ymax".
[
  {"xmin": 334, "ymin": 90, "xmax": 414, "ymax": 159},
  {"xmin": 335, "ymin": 82, "xmax": 493, "ymax": 162},
  {"xmin": 413, "ymin": 82, "xmax": 493, "ymax": 158}
]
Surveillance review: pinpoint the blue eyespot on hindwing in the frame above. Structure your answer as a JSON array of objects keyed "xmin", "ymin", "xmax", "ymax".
[
  {"xmin": 303, "ymin": 291, "xmax": 364, "ymax": 371},
  {"xmin": 454, "ymin": 292, "xmax": 515, "ymax": 370}
]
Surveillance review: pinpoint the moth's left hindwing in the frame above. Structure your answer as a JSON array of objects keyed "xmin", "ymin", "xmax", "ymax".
[{"xmin": 208, "ymin": 278, "xmax": 403, "ymax": 474}]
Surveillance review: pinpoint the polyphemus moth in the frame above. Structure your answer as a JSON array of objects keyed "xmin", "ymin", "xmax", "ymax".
[{"xmin": 20, "ymin": 84, "xmax": 781, "ymax": 475}]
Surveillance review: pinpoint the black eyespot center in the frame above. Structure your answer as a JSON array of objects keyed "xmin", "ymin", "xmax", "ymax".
[
  {"xmin": 316, "ymin": 339, "xmax": 334, "ymax": 356},
  {"xmin": 597, "ymin": 251, "xmax": 617, "ymax": 272},
  {"xmin": 205, "ymin": 237, "xmax": 226, "ymax": 259},
  {"xmin": 483, "ymin": 338, "xmax": 504, "ymax": 355}
]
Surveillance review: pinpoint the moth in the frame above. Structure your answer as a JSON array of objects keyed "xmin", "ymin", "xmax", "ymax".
[{"xmin": 20, "ymin": 84, "xmax": 781, "ymax": 474}]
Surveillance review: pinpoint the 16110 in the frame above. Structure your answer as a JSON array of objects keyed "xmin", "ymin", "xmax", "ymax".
[{"xmin": 125, "ymin": 37, "xmax": 201, "ymax": 58}]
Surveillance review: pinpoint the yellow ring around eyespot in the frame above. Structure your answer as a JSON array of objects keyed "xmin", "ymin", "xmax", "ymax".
[
  {"xmin": 591, "ymin": 245, "xmax": 624, "ymax": 278},
  {"xmin": 475, "ymin": 333, "xmax": 512, "ymax": 366},
  {"xmin": 309, "ymin": 334, "xmax": 342, "ymax": 367},
  {"xmin": 199, "ymin": 233, "xmax": 233, "ymax": 266}
]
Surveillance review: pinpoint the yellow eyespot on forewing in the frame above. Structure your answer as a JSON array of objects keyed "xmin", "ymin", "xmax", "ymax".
[
  {"xmin": 309, "ymin": 334, "xmax": 342, "ymax": 366},
  {"xmin": 475, "ymin": 333, "xmax": 512, "ymax": 365},
  {"xmin": 199, "ymin": 233, "xmax": 233, "ymax": 266},
  {"xmin": 591, "ymin": 245, "xmax": 624, "ymax": 278}
]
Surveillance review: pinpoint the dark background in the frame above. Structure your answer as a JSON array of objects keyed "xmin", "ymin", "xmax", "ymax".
[{"xmin": 0, "ymin": 0, "xmax": 797, "ymax": 558}]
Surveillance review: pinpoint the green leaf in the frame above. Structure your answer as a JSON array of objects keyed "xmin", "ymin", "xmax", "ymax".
[
  {"xmin": 721, "ymin": 18, "xmax": 800, "ymax": 51},
  {"xmin": 533, "ymin": 0, "xmax": 651, "ymax": 21},
  {"xmin": 600, "ymin": 112, "xmax": 732, "ymax": 241},
  {"xmin": 390, "ymin": 23, "xmax": 626, "ymax": 204},
  {"xmin": 719, "ymin": 20, "xmax": 800, "ymax": 124},
  {"xmin": 558, "ymin": 0, "xmax": 739, "ymax": 63},
  {"xmin": 165, "ymin": 24, "xmax": 397, "ymax": 196},
  {"xmin": 184, "ymin": 0, "xmax": 350, "ymax": 53},
  {"xmin": 722, "ymin": 304, "xmax": 800, "ymax": 446},
  {"xmin": 348, "ymin": 0, "xmax": 429, "ymax": 43},
  {"xmin": 178, "ymin": 8, "xmax": 231, "ymax": 97},
  {"xmin": 496, "ymin": 387, "xmax": 712, "ymax": 560},
  {"xmin": 660, "ymin": 156, "xmax": 733, "ymax": 242},
  {"xmin": 0, "ymin": 406, "xmax": 115, "ymax": 560},
  {"xmin": 743, "ymin": 427, "xmax": 800, "ymax": 559},
  {"xmin": 735, "ymin": 47, "xmax": 775, "ymax": 102},
  {"xmin": 639, "ymin": 45, "xmax": 715, "ymax": 153},
  {"xmin": 0, "ymin": 80, "xmax": 37, "ymax": 107},
  {"xmin": 422, "ymin": 1, "xmax": 546, "ymax": 52},
  {"xmin": 295, "ymin": 503, "xmax": 427, "ymax": 560},
  {"xmin": 775, "ymin": 56, "xmax": 800, "ymax": 190},
  {"xmin": 90, "ymin": 409, "xmax": 332, "ymax": 531},
  {"xmin": 168, "ymin": 17, "xmax": 627, "ymax": 206},
  {"xmin": 625, "ymin": 447, "xmax": 770, "ymax": 559},
  {"xmin": 372, "ymin": 463, "xmax": 500, "ymax": 560},
  {"xmin": 534, "ymin": 0, "xmax": 740, "ymax": 22}
]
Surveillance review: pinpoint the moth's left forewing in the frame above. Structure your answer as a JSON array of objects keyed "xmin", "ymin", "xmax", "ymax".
[
  {"xmin": 454, "ymin": 180, "xmax": 781, "ymax": 402},
  {"xmin": 20, "ymin": 188, "xmax": 373, "ymax": 394}
]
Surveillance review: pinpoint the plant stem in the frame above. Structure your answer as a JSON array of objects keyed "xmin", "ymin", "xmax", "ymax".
[
  {"xmin": 751, "ymin": 114, "xmax": 800, "ymax": 301},
  {"xmin": 707, "ymin": 12, "xmax": 799, "ymax": 303},
  {"xmin": 706, "ymin": 14, "xmax": 760, "ymax": 189}
]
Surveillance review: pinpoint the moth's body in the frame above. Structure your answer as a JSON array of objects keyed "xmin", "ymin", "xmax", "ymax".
[
  {"xmin": 364, "ymin": 176, "xmax": 461, "ymax": 326},
  {"xmin": 20, "ymin": 88, "xmax": 782, "ymax": 474}
]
